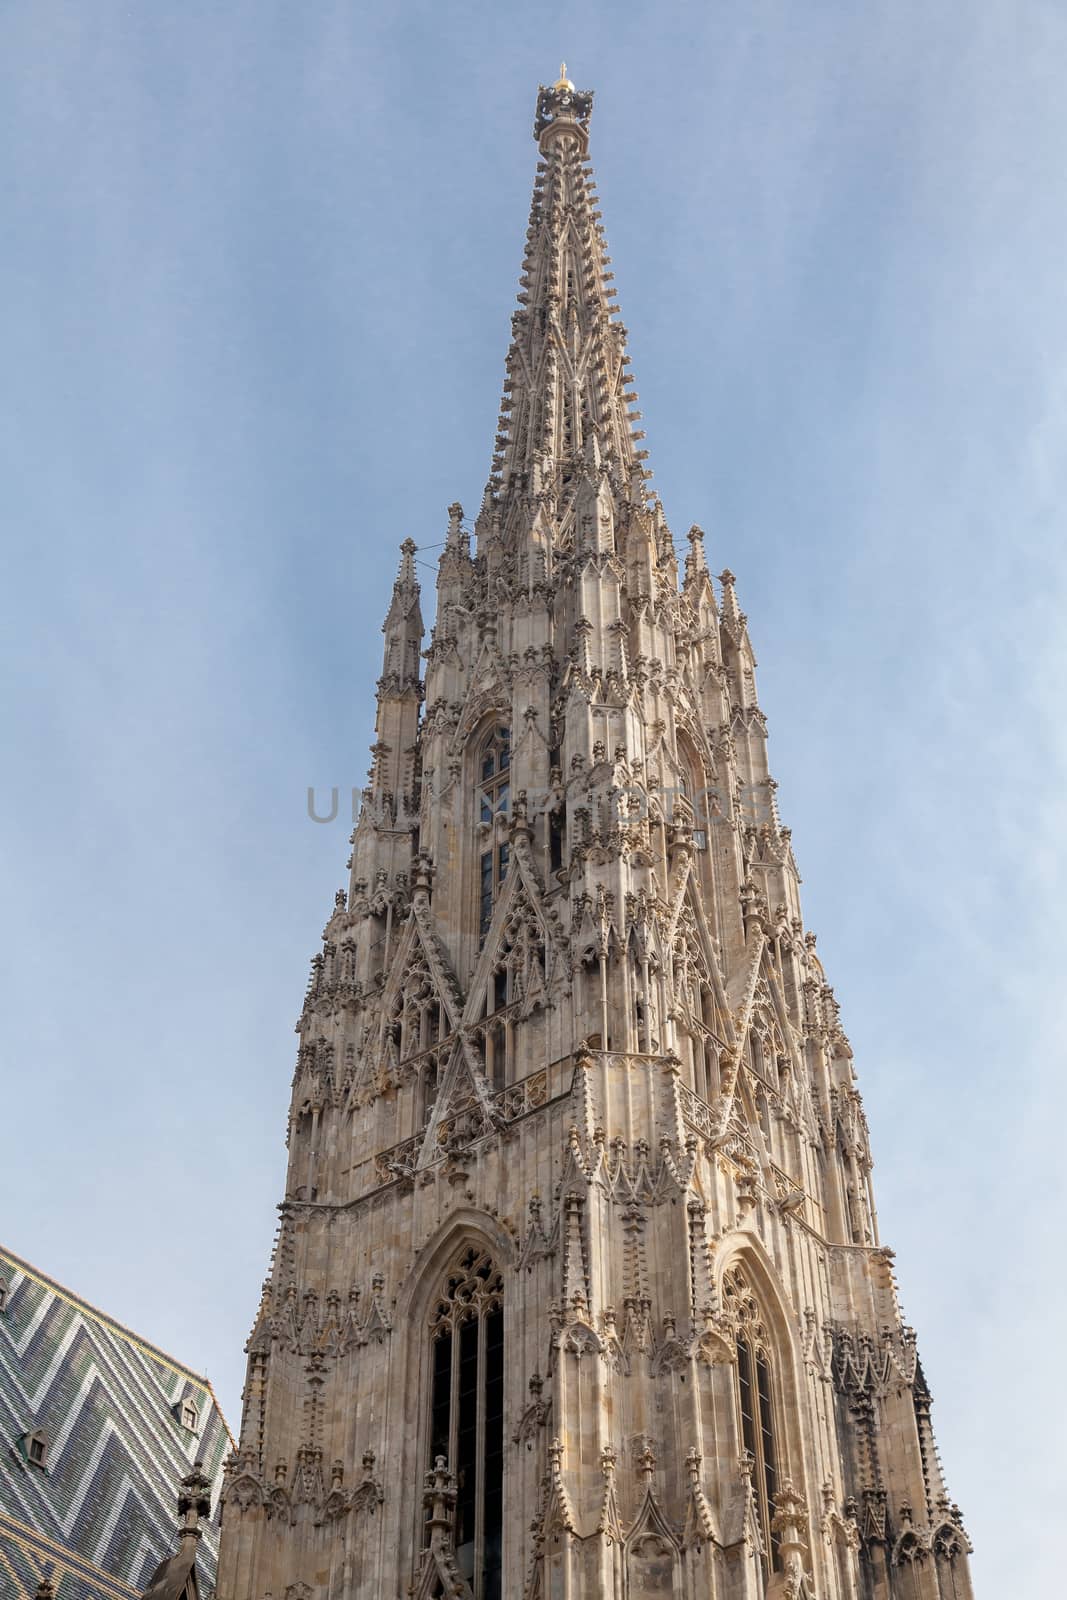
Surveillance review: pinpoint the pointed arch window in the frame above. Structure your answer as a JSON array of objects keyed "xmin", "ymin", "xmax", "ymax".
[
  {"xmin": 477, "ymin": 728, "xmax": 511, "ymax": 942},
  {"xmin": 479, "ymin": 727, "xmax": 510, "ymax": 820},
  {"xmin": 384, "ymin": 945, "xmax": 453, "ymax": 1126},
  {"xmin": 547, "ymin": 738, "xmax": 566, "ymax": 878},
  {"xmin": 421, "ymin": 1050, "xmax": 446, "ymax": 1126},
  {"xmin": 428, "ymin": 1246, "xmax": 504, "ymax": 1600},
  {"xmin": 673, "ymin": 735, "xmax": 703, "ymax": 827},
  {"xmin": 723, "ymin": 1266, "xmax": 779, "ymax": 1572},
  {"xmin": 697, "ymin": 985, "xmax": 721, "ymax": 1102}
]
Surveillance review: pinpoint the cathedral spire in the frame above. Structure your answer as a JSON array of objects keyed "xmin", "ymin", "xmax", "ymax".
[
  {"xmin": 377, "ymin": 537, "xmax": 423, "ymax": 697},
  {"xmin": 482, "ymin": 71, "xmax": 651, "ymax": 533},
  {"xmin": 219, "ymin": 74, "xmax": 975, "ymax": 1600},
  {"xmin": 361, "ymin": 538, "xmax": 423, "ymax": 832}
]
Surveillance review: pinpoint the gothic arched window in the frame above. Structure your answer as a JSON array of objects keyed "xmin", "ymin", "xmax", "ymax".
[
  {"xmin": 478, "ymin": 727, "xmax": 511, "ymax": 942},
  {"xmin": 429, "ymin": 1246, "xmax": 505, "ymax": 1599},
  {"xmin": 723, "ymin": 1265, "xmax": 779, "ymax": 1572},
  {"xmin": 674, "ymin": 734, "xmax": 704, "ymax": 825},
  {"xmin": 690, "ymin": 983, "xmax": 721, "ymax": 1103}
]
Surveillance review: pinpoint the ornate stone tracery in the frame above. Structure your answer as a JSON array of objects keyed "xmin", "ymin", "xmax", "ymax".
[{"xmin": 429, "ymin": 1246, "xmax": 504, "ymax": 1337}]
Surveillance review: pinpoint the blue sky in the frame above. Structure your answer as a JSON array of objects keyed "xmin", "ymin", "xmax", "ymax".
[{"xmin": 2, "ymin": 2, "xmax": 1063, "ymax": 1588}]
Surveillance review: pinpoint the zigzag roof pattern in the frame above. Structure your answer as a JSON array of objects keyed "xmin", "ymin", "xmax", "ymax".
[{"xmin": 0, "ymin": 1246, "xmax": 231, "ymax": 1600}]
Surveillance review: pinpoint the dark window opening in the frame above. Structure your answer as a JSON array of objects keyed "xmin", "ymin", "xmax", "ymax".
[
  {"xmin": 549, "ymin": 812, "xmax": 564, "ymax": 874},
  {"xmin": 757, "ymin": 1350, "xmax": 778, "ymax": 1545},
  {"xmin": 725, "ymin": 1267, "xmax": 781, "ymax": 1575},
  {"xmin": 480, "ymin": 852, "xmax": 494, "ymax": 939},
  {"xmin": 483, "ymin": 1307, "xmax": 504, "ymax": 1600},
  {"xmin": 479, "ymin": 728, "xmax": 511, "ymax": 819},
  {"xmin": 737, "ymin": 1339, "xmax": 756, "ymax": 1459},
  {"xmin": 488, "ymin": 1022, "xmax": 506, "ymax": 1093},
  {"xmin": 456, "ymin": 1318, "xmax": 478, "ymax": 1551},
  {"xmin": 479, "ymin": 843, "xmax": 509, "ymax": 943},
  {"xmin": 428, "ymin": 1249, "xmax": 505, "ymax": 1599},
  {"xmin": 422, "ymin": 1055, "xmax": 444, "ymax": 1125},
  {"xmin": 430, "ymin": 1331, "xmax": 452, "ymax": 1465},
  {"xmin": 477, "ymin": 728, "xmax": 512, "ymax": 941}
]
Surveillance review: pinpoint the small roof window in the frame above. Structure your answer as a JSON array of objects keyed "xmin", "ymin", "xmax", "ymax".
[
  {"xmin": 174, "ymin": 1398, "xmax": 200, "ymax": 1433},
  {"xmin": 19, "ymin": 1429, "xmax": 48, "ymax": 1468}
]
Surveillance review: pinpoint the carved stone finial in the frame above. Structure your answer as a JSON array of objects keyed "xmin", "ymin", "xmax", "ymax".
[
  {"xmin": 178, "ymin": 1459, "xmax": 212, "ymax": 1540},
  {"xmin": 771, "ymin": 1480, "xmax": 810, "ymax": 1583},
  {"xmin": 422, "ymin": 1456, "xmax": 457, "ymax": 1533},
  {"xmin": 736, "ymin": 1166, "xmax": 758, "ymax": 1216},
  {"xmin": 534, "ymin": 72, "xmax": 594, "ymax": 152},
  {"xmin": 393, "ymin": 538, "xmax": 418, "ymax": 593},
  {"xmin": 685, "ymin": 524, "xmax": 709, "ymax": 584}
]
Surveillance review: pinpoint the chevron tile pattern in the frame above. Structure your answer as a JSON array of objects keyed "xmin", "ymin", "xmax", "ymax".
[{"xmin": 0, "ymin": 1247, "xmax": 231, "ymax": 1600}]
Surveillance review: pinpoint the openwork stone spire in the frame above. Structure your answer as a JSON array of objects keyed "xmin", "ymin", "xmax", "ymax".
[
  {"xmin": 216, "ymin": 73, "xmax": 974, "ymax": 1600},
  {"xmin": 482, "ymin": 70, "xmax": 650, "ymax": 533}
]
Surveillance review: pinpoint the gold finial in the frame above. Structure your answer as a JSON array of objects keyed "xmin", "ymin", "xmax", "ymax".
[{"xmin": 554, "ymin": 61, "xmax": 574, "ymax": 92}]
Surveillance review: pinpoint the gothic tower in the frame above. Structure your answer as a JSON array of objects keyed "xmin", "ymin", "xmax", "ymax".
[{"xmin": 215, "ymin": 72, "xmax": 974, "ymax": 1600}]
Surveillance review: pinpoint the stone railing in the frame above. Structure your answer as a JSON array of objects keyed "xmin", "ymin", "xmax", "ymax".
[
  {"xmin": 769, "ymin": 1161, "xmax": 807, "ymax": 1217},
  {"xmin": 372, "ymin": 1132, "xmax": 424, "ymax": 1186},
  {"xmin": 372, "ymin": 1061, "xmax": 568, "ymax": 1187},
  {"xmin": 677, "ymin": 1081, "xmax": 717, "ymax": 1143},
  {"xmin": 489, "ymin": 1066, "xmax": 550, "ymax": 1124}
]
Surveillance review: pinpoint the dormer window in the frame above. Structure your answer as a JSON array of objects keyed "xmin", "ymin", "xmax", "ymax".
[
  {"xmin": 20, "ymin": 1430, "xmax": 48, "ymax": 1469},
  {"xmin": 0, "ymin": 1276, "xmax": 7, "ymax": 1312},
  {"xmin": 174, "ymin": 1398, "xmax": 200, "ymax": 1433}
]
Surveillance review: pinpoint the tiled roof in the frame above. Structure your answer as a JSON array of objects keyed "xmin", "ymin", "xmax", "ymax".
[{"xmin": 0, "ymin": 1246, "xmax": 231, "ymax": 1600}]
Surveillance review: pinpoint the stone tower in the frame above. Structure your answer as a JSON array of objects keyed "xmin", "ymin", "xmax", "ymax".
[{"xmin": 215, "ymin": 72, "xmax": 974, "ymax": 1600}]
